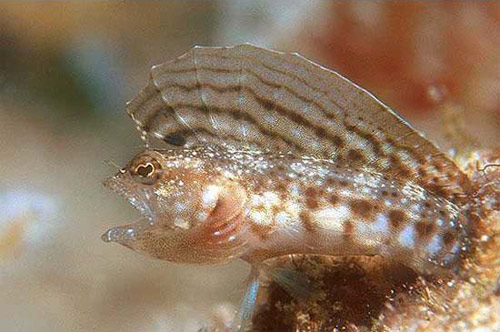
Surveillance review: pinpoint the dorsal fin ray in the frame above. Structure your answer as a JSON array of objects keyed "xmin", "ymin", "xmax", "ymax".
[{"xmin": 127, "ymin": 44, "xmax": 472, "ymax": 204}]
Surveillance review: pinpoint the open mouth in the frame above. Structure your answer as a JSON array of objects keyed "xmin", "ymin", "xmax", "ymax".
[
  {"xmin": 101, "ymin": 176, "xmax": 155, "ymax": 244},
  {"xmin": 103, "ymin": 176, "xmax": 153, "ymax": 220}
]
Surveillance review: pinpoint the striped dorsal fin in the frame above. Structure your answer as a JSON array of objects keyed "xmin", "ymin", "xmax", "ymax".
[{"xmin": 127, "ymin": 44, "xmax": 472, "ymax": 204}]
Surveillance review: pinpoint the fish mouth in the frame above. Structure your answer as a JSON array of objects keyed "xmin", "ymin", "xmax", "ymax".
[
  {"xmin": 103, "ymin": 176, "xmax": 153, "ymax": 219},
  {"xmin": 102, "ymin": 176, "xmax": 156, "ymax": 245}
]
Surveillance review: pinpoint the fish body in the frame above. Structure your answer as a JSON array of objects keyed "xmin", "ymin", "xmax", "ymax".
[
  {"xmin": 103, "ymin": 145, "xmax": 468, "ymax": 275},
  {"xmin": 103, "ymin": 44, "xmax": 475, "ymax": 278},
  {"xmin": 238, "ymin": 150, "xmax": 465, "ymax": 274}
]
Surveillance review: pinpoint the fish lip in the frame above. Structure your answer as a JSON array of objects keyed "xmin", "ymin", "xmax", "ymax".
[{"xmin": 103, "ymin": 176, "xmax": 154, "ymax": 220}]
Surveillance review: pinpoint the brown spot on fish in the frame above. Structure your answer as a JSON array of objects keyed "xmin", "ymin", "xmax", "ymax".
[
  {"xmin": 300, "ymin": 211, "xmax": 316, "ymax": 232},
  {"xmin": 275, "ymin": 183, "xmax": 288, "ymax": 199},
  {"xmin": 443, "ymin": 231, "xmax": 456, "ymax": 246},
  {"xmin": 329, "ymin": 194, "xmax": 340, "ymax": 206},
  {"xmin": 397, "ymin": 166, "xmax": 412, "ymax": 179},
  {"xmin": 305, "ymin": 187, "xmax": 319, "ymax": 209},
  {"xmin": 415, "ymin": 221, "xmax": 436, "ymax": 238},
  {"xmin": 388, "ymin": 210, "xmax": 406, "ymax": 229},
  {"xmin": 347, "ymin": 149, "xmax": 366, "ymax": 163},
  {"xmin": 332, "ymin": 135, "xmax": 345, "ymax": 148},
  {"xmin": 350, "ymin": 199, "xmax": 374, "ymax": 219},
  {"xmin": 315, "ymin": 127, "xmax": 327, "ymax": 138},
  {"xmin": 326, "ymin": 177, "xmax": 336, "ymax": 186},
  {"xmin": 418, "ymin": 167, "xmax": 427, "ymax": 177}
]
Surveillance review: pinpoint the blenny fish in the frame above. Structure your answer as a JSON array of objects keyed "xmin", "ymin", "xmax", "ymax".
[{"xmin": 102, "ymin": 45, "xmax": 478, "ymax": 330}]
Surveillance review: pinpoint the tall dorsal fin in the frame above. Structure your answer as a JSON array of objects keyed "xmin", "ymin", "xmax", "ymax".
[{"xmin": 126, "ymin": 44, "xmax": 472, "ymax": 205}]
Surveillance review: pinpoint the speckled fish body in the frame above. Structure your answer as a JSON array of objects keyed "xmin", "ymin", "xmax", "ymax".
[
  {"xmin": 233, "ymin": 151, "xmax": 465, "ymax": 273},
  {"xmin": 104, "ymin": 146, "xmax": 468, "ymax": 275},
  {"xmin": 103, "ymin": 44, "xmax": 475, "ymax": 276}
]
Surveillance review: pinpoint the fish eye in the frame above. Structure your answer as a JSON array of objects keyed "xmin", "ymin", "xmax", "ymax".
[
  {"xmin": 130, "ymin": 156, "xmax": 161, "ymax": 185},
  {"xmin": 136, "ymin": 163, "xmax": 154, "ymax": 178}
]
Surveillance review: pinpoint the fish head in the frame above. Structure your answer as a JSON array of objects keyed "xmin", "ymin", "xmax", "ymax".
[{"xmin": 102, "ymin": 148, "xmax": 250, "ymax": 264}]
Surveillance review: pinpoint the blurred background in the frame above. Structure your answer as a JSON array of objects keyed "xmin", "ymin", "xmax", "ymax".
[{"xmin": 0, "ymin": 2, "xmax": 498, "ymax": 331}]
